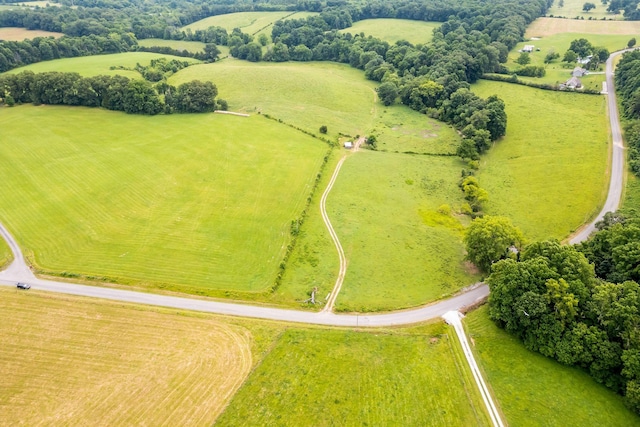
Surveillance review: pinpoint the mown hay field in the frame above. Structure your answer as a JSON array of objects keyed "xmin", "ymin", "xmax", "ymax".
[
  {"xmin": 527, "ymin": 17, "xmax": 640, "ymax": 37},
  {"xmin": 0, "ymin": 288, "xmax": 254, "ymax": 426},
  {"xmin": 136, "ymin": 38, "xmax": 206, "ymax": 53},
  {"xmin": 339, "ymin": 18, "xmax": 439, "ymax": 45},
  {"xmin": 0, "ymin": 106, "xmax": 327, "ymax": 297},
  {"xmin": 466, "ymin": 307, "xmax": 640, "ymax": 426},
  {"xmin": 182, "ymin": 11, "xmax": 318, "ymax": 35},
  {"xmin": 473, "ymin": 80, "xmax": 609, "ymax": 241},
  {"xmin": 0, "ymin": 26, "xmax": 63, "ymax": 41},
  {"xmin": 216, "ymin": 324, "xmax": 491, "ymax": 426},
  {"xmin": 7, "ymin": 52, "xmax": 201, "ymax": 79}
]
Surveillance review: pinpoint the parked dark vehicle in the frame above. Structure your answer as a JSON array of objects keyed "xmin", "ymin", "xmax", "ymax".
[{"xmin": 16, "ymin": 282, "xmax": 30, "ymax": 290}]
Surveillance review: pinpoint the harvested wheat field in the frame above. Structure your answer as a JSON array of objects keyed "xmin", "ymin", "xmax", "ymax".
[
  {"xmin": 526, "ymin": 17, "xmax": 640, "ymax": 37},
  {"xmin": 0, "ymin": 288, "xmax": 252, "ymax": 426},
  {"xmin": 0, "ymin": 27, "xmax": 63, "ymax": 41}
]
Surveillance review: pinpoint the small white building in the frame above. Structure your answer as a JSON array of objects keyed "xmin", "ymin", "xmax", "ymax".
[
  {"xmin": 344, "ymin": 141, "xmax": 353, "ymax": 149},
  {"xmin": 522, "ymin": 45, "xmax": 535, "ymax": 53}
]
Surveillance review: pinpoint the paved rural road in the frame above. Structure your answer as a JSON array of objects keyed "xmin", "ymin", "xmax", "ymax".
[
  {"xmin": 0, "ymin": 222, "xmax": 488, "ymax": 326},
  {"xmin": 569, "ymin": 49, "xmax": 629, "ymax": 244},
  {"xmin": 0, "ymin": 50, "xmax": 629, "ymax": 326}
]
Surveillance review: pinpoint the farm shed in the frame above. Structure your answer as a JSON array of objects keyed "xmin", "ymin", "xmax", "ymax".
[
  {"xmin": 522, "ymin": 45, "xmax": 534, "ymax": 52},
  {"xmin": 344, "ymin": 141, "xmax": 353, "ymax": 149}
]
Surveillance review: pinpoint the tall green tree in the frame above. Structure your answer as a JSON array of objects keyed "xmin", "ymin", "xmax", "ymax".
[{"xmin": 464, "ymin": 216, "xmax": 524, "ymax": 272}]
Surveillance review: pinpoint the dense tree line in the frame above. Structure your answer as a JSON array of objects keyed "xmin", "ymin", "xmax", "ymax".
[
  {"xmin": 0, "ymin": 33, "xmax": 137, "ymax": 73},
  {"xmin": 487, "ymin": 215, "xmax": 640, "ymax": 414},
  {"xmin": 0, "ymin": 71, "xmax": 222, "ymax": 114},
  {"xmin": 615, "ymin": 50, "xmax": 640, "ymax": 178}
]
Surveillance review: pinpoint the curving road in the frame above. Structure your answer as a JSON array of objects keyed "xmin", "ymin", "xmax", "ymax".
[
  {"xmin": 569, "ymin": 49, "xmax": 628, "ymax": 244},
  {"xmin": 0, "ymin": 50, "xmax": 628, "ymax": 326}
]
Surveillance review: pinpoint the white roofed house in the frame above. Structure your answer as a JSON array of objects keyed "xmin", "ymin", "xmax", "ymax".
[{"xmin": 522, "ymin": 45, "xmax": 534, "ymax": 52}]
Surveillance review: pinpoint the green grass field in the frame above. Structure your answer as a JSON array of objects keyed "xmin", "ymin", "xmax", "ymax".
[
  {"xmin": 505, "ymin": 32, "xmax": 638, "ymax": 88},
  {"xmin": 473, "ymin": 80, "xmax": 609, "ymax": 241},
  {"xmin": 182, "ymin": 11, "xmax": 317, "ymax": 36},
  {"xmin": 546, "ymin": 0, "xmax": 624, "ymax": 20},
  {"xmin": 0, "ymin": 235, "xmax": 12, "ymax": 269},
  {"xmin": 171, "ymin": 59, "xmax": 379, "ymax": 138},
  {"xmin": 623, "ymin": 171, "xmax": 640, "ymax": 214},
  {"xmin": 280, "ymin": 150, "xmax": 478, "ymax": 312},
  {"xmin": 0, "ymin": 288, "xmax": 261, "ymax": 425},
  {"xmin": 7, "ymin": 52, "xmax": 200, "ymax": 78},
  {"xmin": 216, "ymin": 324, "xmax": 490, "ymax": 426},
  {"xmin": 136, "ymin": 38, "xmax": 206, "ymax": 53},
  {"xmin": 0, "ymin": 106, "xmax": 327, "ymax": 298},
  {"xmin": 340, "ymin": 19, "xmax": 439, "ymax": 45},
  {"xmin": 465, "ymin": 306, "xmax": 640, "ymax": 426}
]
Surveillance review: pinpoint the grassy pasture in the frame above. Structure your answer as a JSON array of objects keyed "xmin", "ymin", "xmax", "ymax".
[
  {"xmin": 465, "ymin": 307, "xmax": 640, "ymax": 426},
  {"xmin": 473, "ymin": 80, "xmax": 609, "ymax": 241},
  {"xmin": 182, "ymin": 11, "xmax": 317, "ymax": 35},
  {"xmin": 170, "ymin": 59, "xmax": 379, "ymax": 138},
  {"xmin": 216, "ymin": 324, "xmax": 490, "ymax": 426},
  {"xmin": 546, "ymin": 0, "xmax": 625, "ymax": 21},
  {"xmin": 0, "ymin": 288, "xmax": 257, "ymax": 426},
  {"xmin": 137, "ymin": 38, "xmax": 206, "ymax": 53},
  {"xmin": 0, "ymin": 106, "xmax": 327, "ymax": 298},
  {"xmin": 0, "ymin": 27, "xmax": 63, "ymax": 41},
  {"xmin": 280, "ymin": 149, "xmax": 478, "ymax": 312},
  {"xmin": 6, "ymin": 52, "xmax": 200, "ymax": 79},
  {"xmin": 527, "ymin": 17, "xmax": 640, "ymax": 37},
  {"xmin": 339, "ymin": 18, "xmax": 439, "ymax": 45}
]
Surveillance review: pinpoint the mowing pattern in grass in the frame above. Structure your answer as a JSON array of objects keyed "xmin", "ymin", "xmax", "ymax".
[
  {"xmin": 0, "ymin": 288, "xmax": 253, "ymax": 426},
  {"xmin": 182, "ymin": 11, "xmax": 317, "ymax": 35},
  {"xmin": 216, "ymin": 326, "xmax": 490, "ymax": 426},
  {"xmin": 339, "ymin": 18, "xmax": 439, "ymax": 45},
  {"xmin": 0, "ymin": 27, "xmax": 63, "ymax": 41},
  {"xmin": 465, "ymin": 307, "xmax": 640, "ymax": 426},
  {"xmin": 0, "ymin": 106, "xmax": 327, "ymax": 296},
  {"xmin": 281, "ymin": 149, "xmax": 477, "ymax": 312},
  {"xmin": 473, "ymin": 81, "xmax": 608, "ymax": 241},
  {"xmin": 6, "ymin": 52, "xmax": 200, "ymax": 78},
  {"xmin": 137, "ymin": 38, "xmax": 206, "ymax": 53}
]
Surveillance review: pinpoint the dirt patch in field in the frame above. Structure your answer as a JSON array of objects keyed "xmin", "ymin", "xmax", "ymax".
[
  {"xmin": 0, "ymin": 290, "xmax": 253, "ymax": 426},
  {"xmin": 0, "ymin": 27, "xmax": 63, "ymax": 41},
  {"xmin": 526, "ymin": 17, "xmax": 640, "ymax": 37}
]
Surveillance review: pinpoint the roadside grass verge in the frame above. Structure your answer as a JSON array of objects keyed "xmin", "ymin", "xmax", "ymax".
[
  {"xmin": 0, "ymin": 287, "xmax": 266, "ymax": 426},
  {"xmin": 0, "ymin": 236, "xmax": 12, "ymax": 269},
  {"xmin": 216, "ymin": 324, "xmax": 490, "ymax": 426},
  {"xmin": 0, "ymin": 27, "xmax": 63, "ymax": 41},
  {"xmin": 623, "ymin": 172, "xmax": 640, "ymax": 214},
  {"xmin": 339, "ymin": 19, "xmax": 439, "ymax": 45},
  {"xmin": 473, "ymin": 80, "xmax": 609, "ymax": 241},
  {"xmin": 136, "ymin": 38, "xmax": 206, "ymax": 53},
  {"xmin": 465, "ymin": 306, "xmax": 640, "ymax": 426},
  {"xmin": 0, "ymin": 106, "xmax": 327, "ymax": 298},
  {"xmin": 6, "ymin": 52, "xmax": 201, "ymax": 78}
]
